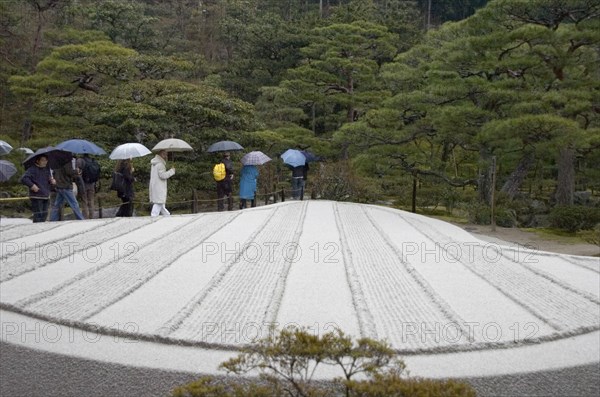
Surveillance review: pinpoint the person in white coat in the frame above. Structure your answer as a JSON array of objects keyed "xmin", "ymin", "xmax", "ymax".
[{"xmin": 149, "ymin": 150, "xmax": 175, "ymax": 216}]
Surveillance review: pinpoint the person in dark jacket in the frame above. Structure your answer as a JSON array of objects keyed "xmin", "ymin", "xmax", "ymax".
[
  {"xmin": 20, "ymin": 155, "xmax": 56, "ymax": 222},
  {"xmin": 216, "ymin": 152, "xmax": 234, "ymax": 211},
  {"xmin": 76, "ymin": 154, "xmax": 98, "ymax": 219},
  {"xmin": 291, "ymin": 163, "xmax": 309, "ymax": 200},
  {"xmin": 115, "ymin": 159, "xmax": 135, "ymax": 217},
  {"xmin": 49, "ymin": 158, "xmax": 85, "ymax": 221}
]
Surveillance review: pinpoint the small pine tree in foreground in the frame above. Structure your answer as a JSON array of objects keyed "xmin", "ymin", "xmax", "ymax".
[{"xmin": 172, "ymin": 327, "xmax": 476, "ymax": 397}]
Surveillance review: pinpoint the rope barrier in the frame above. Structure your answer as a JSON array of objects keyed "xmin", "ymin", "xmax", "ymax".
[
  {"xmin": 0, "ymin": 197, "xmax": 30, "ymax": 202},
  {"xmin": 1, "ymin": 187, "xmax": 311, "ymax": 220}
]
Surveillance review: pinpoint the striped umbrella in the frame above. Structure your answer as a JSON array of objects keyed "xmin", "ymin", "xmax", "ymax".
[{"xmin": 241, "ymin": 151, "xmax": 271, "ymax": 165}]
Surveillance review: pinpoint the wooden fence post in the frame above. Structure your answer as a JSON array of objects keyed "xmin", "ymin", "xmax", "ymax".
[
  {"xmin": 192, "ymin": 190, "xmax": 198, "ymax": 214},
  {"xmin": 491, "ymin": 156, "xmax": 497, "ymax": 231}
]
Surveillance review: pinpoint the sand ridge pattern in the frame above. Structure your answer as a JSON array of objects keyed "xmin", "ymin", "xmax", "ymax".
[{"xmin": 1, "ymin": 202, "xmax": 598, "ymax": 354}]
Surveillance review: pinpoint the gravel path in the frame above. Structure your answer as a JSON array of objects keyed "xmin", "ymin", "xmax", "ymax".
[{"xmin": 2, "ymin": 341, "xmax": 598, "ymax": 397}]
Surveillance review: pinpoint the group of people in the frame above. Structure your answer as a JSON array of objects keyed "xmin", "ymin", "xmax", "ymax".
[
  {"xmin": 19, "ymin": 149, "xmax": 175, "ymax": 222},
  {"xmin": 213, "ymin": 151, "xmax": 261, "ymax": 211},
  {"xmin": 20, "ymin": 154, "xmax": 89, "ymax": 222},
  {"xmin": 20, "ymin": 148, "xmax": 308, "ymax": 222},
  {"xmin": 213, "ymin": 151, "xmax": 309, "ymax": 212}
]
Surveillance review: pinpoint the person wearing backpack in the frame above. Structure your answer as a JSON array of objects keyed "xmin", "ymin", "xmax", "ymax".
[
  {"xmin": 214, "ymin": 152, "xmax": 234, "ymax": 211},
  {"xmin": 76, "ymin": 154, "xmax": 101, "ymax": 219}
]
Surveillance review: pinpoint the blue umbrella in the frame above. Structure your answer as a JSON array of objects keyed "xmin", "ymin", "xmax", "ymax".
[
  {"xmin": 281, "ymin": 149, "xmax": 306, "ymax": 167},
  {"xmin": 56, "ymin": 139, "xmax": 107, "ymax": 155},
  {"xmin": 206, "ymin": 140, "xmax": 244, "ymax": 153}
]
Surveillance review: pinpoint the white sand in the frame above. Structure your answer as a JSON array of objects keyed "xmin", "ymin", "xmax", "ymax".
[{"xmin": 1, "ymin": 201, "xmax": 598, "ymax": 378}]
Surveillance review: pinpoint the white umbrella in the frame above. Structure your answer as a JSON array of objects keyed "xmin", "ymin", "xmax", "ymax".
[
  {"xmin": 0, "ymin": 160, "xmax": 17, "ymax": 181},
  {"xmin": 241, "ymin": 151, "xmax": 272, "ymax": 166},
  {"xmin": 152, "ymin": 138, "xmax": 193, "ymax": 152},
  {"xmin": 0, "ymin": 140, "xmax": 13, "ymax": 156},
  {"xmin": 17, "ymin": 147, "xmax": 34, "ymax": 155},
  {"xmin": 109, "ymin": 143, "xmax": 152, "ymax": 160}
]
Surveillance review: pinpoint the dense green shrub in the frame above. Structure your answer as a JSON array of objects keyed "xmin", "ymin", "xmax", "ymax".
[
  {"xmin": 466, "ymin": 203, "xmax": 515, "ymax": 227},
  {"xmin": 581, "ymin": 225, "xmax": 600, "ymax": 246},
  {"xmin": 346, "ymin": 371, "xmax": 477, "ymax": 397},
  {"xmin": 312, "ymin": 162, "xmax": 380, "ymax": 202},
  {"xmin": 549, "ymin": 206, "xmax": 600, "ymax": 233},
  {"xmin": 495, "ymin": 208, "xmax": 516, "ymax": 228},
  {"xmin": 467, "ymin": 203, "xmax": 490, "ymax": 225},
  {"xmin": 172, "ymin": 376, "xmax": 277, "ymax": 397}
]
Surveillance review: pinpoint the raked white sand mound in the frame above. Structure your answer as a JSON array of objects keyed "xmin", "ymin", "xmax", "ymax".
[{"xmin": 1, "ymin": 201, "xmax": 599, "ymax": 376}]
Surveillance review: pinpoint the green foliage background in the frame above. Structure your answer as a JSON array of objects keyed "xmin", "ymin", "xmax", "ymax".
[{"xmin": 1, "ymin": 0, "xmax": 598, "ymax": 230}]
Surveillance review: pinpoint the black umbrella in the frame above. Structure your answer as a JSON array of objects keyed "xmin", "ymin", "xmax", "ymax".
[
  {"xmin": 301, "ymin": 150, "xmax": 321, "ymax": 162},
  {"xmin": 23, "ymin": 146, "xmax": 73, "ymax": 169},
  {"xmin": 206, "ymin": 140, "xmax": 244, "ymax": 153}
]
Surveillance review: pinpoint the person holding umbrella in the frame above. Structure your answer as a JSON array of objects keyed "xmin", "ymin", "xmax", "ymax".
[
  {"xmin": 281, "ymin": 149, "xmax": 319, "ymax": 200},
  {"xmin": 49, "ymin": 155, "xmax": 85, "ymax": 221},
  {"xmin": 76, "ymin": 154, "xmax": 101, "ymax": 219},
  {"xmin": 239, "ymin": 164, "xmax": 258, "ymax": 209},
  {"xmin": 149, "ymin": 149, "xmax": 176, "ymax": 216},
  {"xmin": 239, "ymin": 151, "xmax": 271, "ymax": 209},
  {"xmin": 290, "ymin": 164, "xmax": 308, "ymax": 200},
  {"xmin": 215, "ymin": 152, "xmax": 234, "ymax": 211},
  {"xmin": 20, "ymin": 155, "xmax": 56, "ymax": 222},
  {"xmin": 114, "ymin": 159, "xmax": 136, "ymax": 217},
  {"xmin": 207, "ymin": 140, "xmax": 244, "ymax": 212},
  {"xmin": 57, "ymin": 139, "xmax": 106, "ymax": 219},
  {"xmin": 281, "ymin": 149, "xmax": 308, "ymax": 200}
]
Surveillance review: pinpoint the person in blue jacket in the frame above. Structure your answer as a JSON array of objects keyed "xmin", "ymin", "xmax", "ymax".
[
  {"xmin": 20, "ymin": 155, "xmax": 56, "ymax": 222},
  {"xmin": 239, "ymin": 165, "xmax": 259, "ymax": 209}
]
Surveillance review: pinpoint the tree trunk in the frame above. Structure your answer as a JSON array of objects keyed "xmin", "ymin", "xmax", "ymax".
[
  {"xmin": 555, "ymin": 147, "xmax": 575, "ymax": 206},
  {"xmin": 478, "ymin": 150, "xmax": 494, "ymax": 204},
  {"xmin": 346, "ymin": 75, "xmax": 354, "ymax": 122},
  {"xmin": 500, "ymin": 151, "xmax": 535, "ymax": 200},
  {"xmin": 311, "ymin": 102, "xmax": 316, "ymax": 134},
  {"xmin": 411, "ymin": 176, "xmax": 417, "ymax": 213},
  {"xmin": 21, "ymin": 100, "xmax": 34, "ymax": 144}
]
